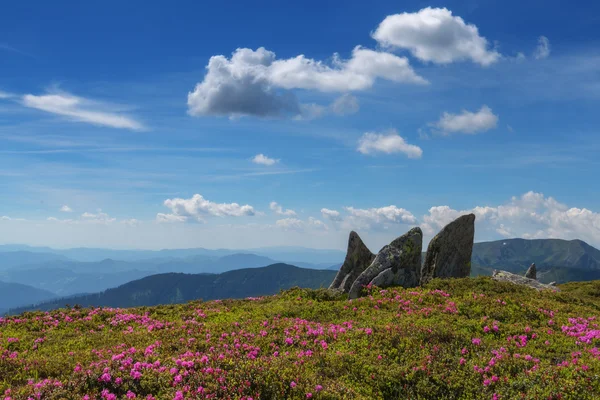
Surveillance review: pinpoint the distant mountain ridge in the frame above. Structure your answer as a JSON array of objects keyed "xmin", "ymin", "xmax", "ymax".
[
  {"xmin": 9, "ymin": 264, "xmax": 336, "ymax": 313},
  {"xmin": 0, "ymin": 244, "xmax": 346, "ymax": 264},
  {"xmin": 0, "ymin": 281, "xmax": 56, "ymax": 314},
  {"xmin": 471, "ymin": 238, "xmax": 600, "ymax": 271}
]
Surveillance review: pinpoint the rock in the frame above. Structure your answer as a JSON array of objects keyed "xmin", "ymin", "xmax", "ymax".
[
  {"xmin": 347, "ymin": 227, "xmax": 423, "ymax": 299},
  {"xmin": 492, "ymin": 270, "xmax": 560, "ymax": 291},
  {"xmin": 525, "ymin": 263, "xmax": 537, "ymax": 280},
  {"xmin": 329, "ymin": 231, "xmax": 375, "ymax": 292},
  {"xmin": 420, "ymin": 214, "xmax": 475, "ymax": 285},
  {"xmin": 348, "ymin": 245, "xmax": 402, "ymax": 299}
]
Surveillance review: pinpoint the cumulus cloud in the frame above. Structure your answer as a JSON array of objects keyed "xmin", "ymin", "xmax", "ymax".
[
  {"xmin": 372, "ymin": 7, "xmax": 500, "ymax": 66},
  {"xmin": 60, "ymin": 205, "xmax": 73, "ymax": 212},
  {"xmin": 534, "ymin": 36, "xmax": 550, "ymax": 60},
  {"xmin": 188, "ymin": 46, "xmax": 426, "ymax": 118},
  {"xmin": 252, "ymin": 154, "xmax": 279, "ymax": 166},
  {"xmin": 357, "ymin": 130, "xmax": 423, "ymax": 158},
  {"xmin": 420, "ymin": 191, "xmax": 600, "ymax": 247},
  {"xmin": 22, "ymin": 92, "xmax": 144, "ymax": 130},
  {"xmin": 270, "ymin": 201, "xmax": 296, "ymax": 216},
  {"xmin": 431, "ymin": 105, "xmax": 498, "ymax": 135},
  {"xmin": 159, "ymin": 194, "xmax": 255, "ymax": 223},
  {"xmin": 321, "ymin": 208, "xmax": 342, "ymax": 221},
  {"xmin": 344, "ymin": 205, "xmax": 417, "ymax": 230},
  {"xmin": 1, "ymin": 216, "xmax": 11, "ymax": 221},
  {"xmin": 120, "ymin": 218, "xmax": 140, "ymax": 227}
]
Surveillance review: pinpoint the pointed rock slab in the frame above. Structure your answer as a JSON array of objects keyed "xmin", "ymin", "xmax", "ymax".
[
  {"xmin": 348, "ymin": 227, "xmax": 423, "ymax": 299},
  {"xmin": 525, "ymin": 263, "xmax": 537, "ymax": 280},
  {"xmin": 329, "ymin": 231, "xmax": 375, "ymax": 292},
  {"xmin": 420, "ymin": 214, "xmax": 475, "ymax": 286},
  {"xmin": 492, "ymin": 270, "xmax": 559, "ymax": 291}
]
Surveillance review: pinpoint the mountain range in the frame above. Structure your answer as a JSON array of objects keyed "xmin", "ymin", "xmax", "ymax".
[
  {"xmin": 3, "ymin": 237, "xmax": 600, "ymax": 314},
  {"xmin": 8, "ymin": 264, "xmax": 336, "ymax": 313}
]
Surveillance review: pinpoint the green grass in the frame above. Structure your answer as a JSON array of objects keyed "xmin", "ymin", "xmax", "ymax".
[{"xmin": 2, "ymin": 277, "xmax": 600, "ymax": 399}]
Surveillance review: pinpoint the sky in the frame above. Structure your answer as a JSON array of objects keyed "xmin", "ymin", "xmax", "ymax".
[{"xmin": 1, "ymin": 0, "xmax": 600, "ymax": 251}]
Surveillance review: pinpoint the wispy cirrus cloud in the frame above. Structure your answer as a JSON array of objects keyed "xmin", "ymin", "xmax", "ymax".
[{"xmin": 21, "ymin": 92, "xmax": 145, "ymax": 130}]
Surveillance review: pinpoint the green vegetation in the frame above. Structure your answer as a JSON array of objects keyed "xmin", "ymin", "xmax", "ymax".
[{"xmin": 2, "ymin": 277, "xmax": 600, "ymax": 399}]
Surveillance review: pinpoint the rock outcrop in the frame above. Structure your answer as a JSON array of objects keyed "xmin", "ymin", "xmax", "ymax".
[
  {"xmin": 420, "ymin": 214, "xmax": 475, "ymax": 285},
  {"xmin": 329, "ymin": 231, "xmax": 375, "ymax": 292},
  {"xmin": 492, "ymin": 270, "xmax": 559, "ymax": 291},
  {"xmin": 525, "ymin": 263, "xmax": 536, "ymax": 280},
  {"xmin": 348, "ymin": 227, "xmax": 423, "ymax": 299}
]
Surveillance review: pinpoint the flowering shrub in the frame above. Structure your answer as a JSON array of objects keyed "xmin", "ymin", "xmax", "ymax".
[{"xmin": 1, "ymin": 277, "xmax": 600, "ymax": 399}]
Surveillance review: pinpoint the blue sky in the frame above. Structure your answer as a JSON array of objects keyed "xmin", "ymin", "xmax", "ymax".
[{"xmin": 1, "ymin": 0, "xmax": 600, "ymax": 251}]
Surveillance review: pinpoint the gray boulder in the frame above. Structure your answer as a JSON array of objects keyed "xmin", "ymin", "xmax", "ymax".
[
  {"xmin": 329, "ymin": 231, "xmax": 375, "ymax": 292},
  {"xmin": 348, "ymin": 227, "xmax": 423, "ymax": 299},
  {"xmin": 492, "ymin": 270, "xmax": 559, "ymax": 291},
  {"xmin": 525, "ymin": 263, "xmax": 536, "ymax": 280},
  {"xmin": 420, "ymin": 214, "xmax": 475, "ymax": 285}
]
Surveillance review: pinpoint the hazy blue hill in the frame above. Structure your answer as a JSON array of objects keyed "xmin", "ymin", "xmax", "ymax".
[
  {"xmin": 10, "ymin": 264, "xmax": 337, "ymax": 313},
  {"xmin": 0, "ymin": 281, "xmax": 56, "ymax": 314},
  {"xmin": 0, "ymin": 251, "xmax": 69, "ymax": 271},
  {"xmin": 0, "ymin": 267, "xmax": 154, "ymax": 296},
  {"xmin": 471, "ymin": 238, "xmax": 600, "ymax": 271}
]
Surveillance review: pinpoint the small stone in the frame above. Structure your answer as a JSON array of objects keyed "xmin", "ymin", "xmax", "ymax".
[{"xmin": 492, "ymin": 270, "xmax": 559, "ymax": 291}]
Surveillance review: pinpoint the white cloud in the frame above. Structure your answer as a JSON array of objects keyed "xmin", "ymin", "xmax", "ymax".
[
  {"xmin": 534, "ymin": 36, "xmax": 550, "ymax": 60},
  {"xmin": 80, "ymin": 210, "xmax": 116, "ymax": 224},
  {"xmin": 431, "ymin": 105, "xmax": 498, "ymax": 135},
  {"xmin": 372, "ymin": 7, "xmax": 500, "ymax": 66},
  {"xmin": 1, "ymin": 216, "xmax": 11, "ymax": 221},
  {"xmin": 269, "ymin": 46, "xmax": 428, "ymax": 91},
  {"xmin": 252, "ymin": 154, "xmax": 279, "ymax": 166},
  {"xmin": 160, "ymin": 194, "xmax": 255, "ymax": 223},
  {"xmin": 60, "ymin": 205, "xmax": 73, "ymax": 213},
  {"xmin": 270, "ymin": 201, "xmax": 296, "ymax": 216},
  {"xmin": 357, "ymin": 130, "xmax": 423, "ymax": 158},
  {"xmin": 345, "ymin": 205, "xmax": 417, "ymax": 230},
  {"xmin": 121, "ymin": 218, "xmax": 140, "ymax": 227},
  {"xmin": 46, "ymin": 210, "xmax": 116, "ymax": 225},
  {"xmin": 276, "ymin": 218, "xmax": 305, "ymax": 231},
  {"xmin": 420, "ymin": 191, "xmax": 600, "ymax": 247},
  {"xmin": 22, "ymin": 92, "xmax": 144, "ymax": 130},
  {"xmin": 321, "ymin": 208, "xmax": 342, "ymax": 221},
  {"xmin": 187, "ymin": 46, "xmax": 426, "ymax": 118},
  {"xmin": 275, "ymin": 217, "xmax": 328, "ymax": 231},
  {"xmin": 156, "ymin": 213, "xmax": 188, "ymax": 223},
  {"xmin": 308, "ymin": 217, "xmax": 328, "ymax": 230}
]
